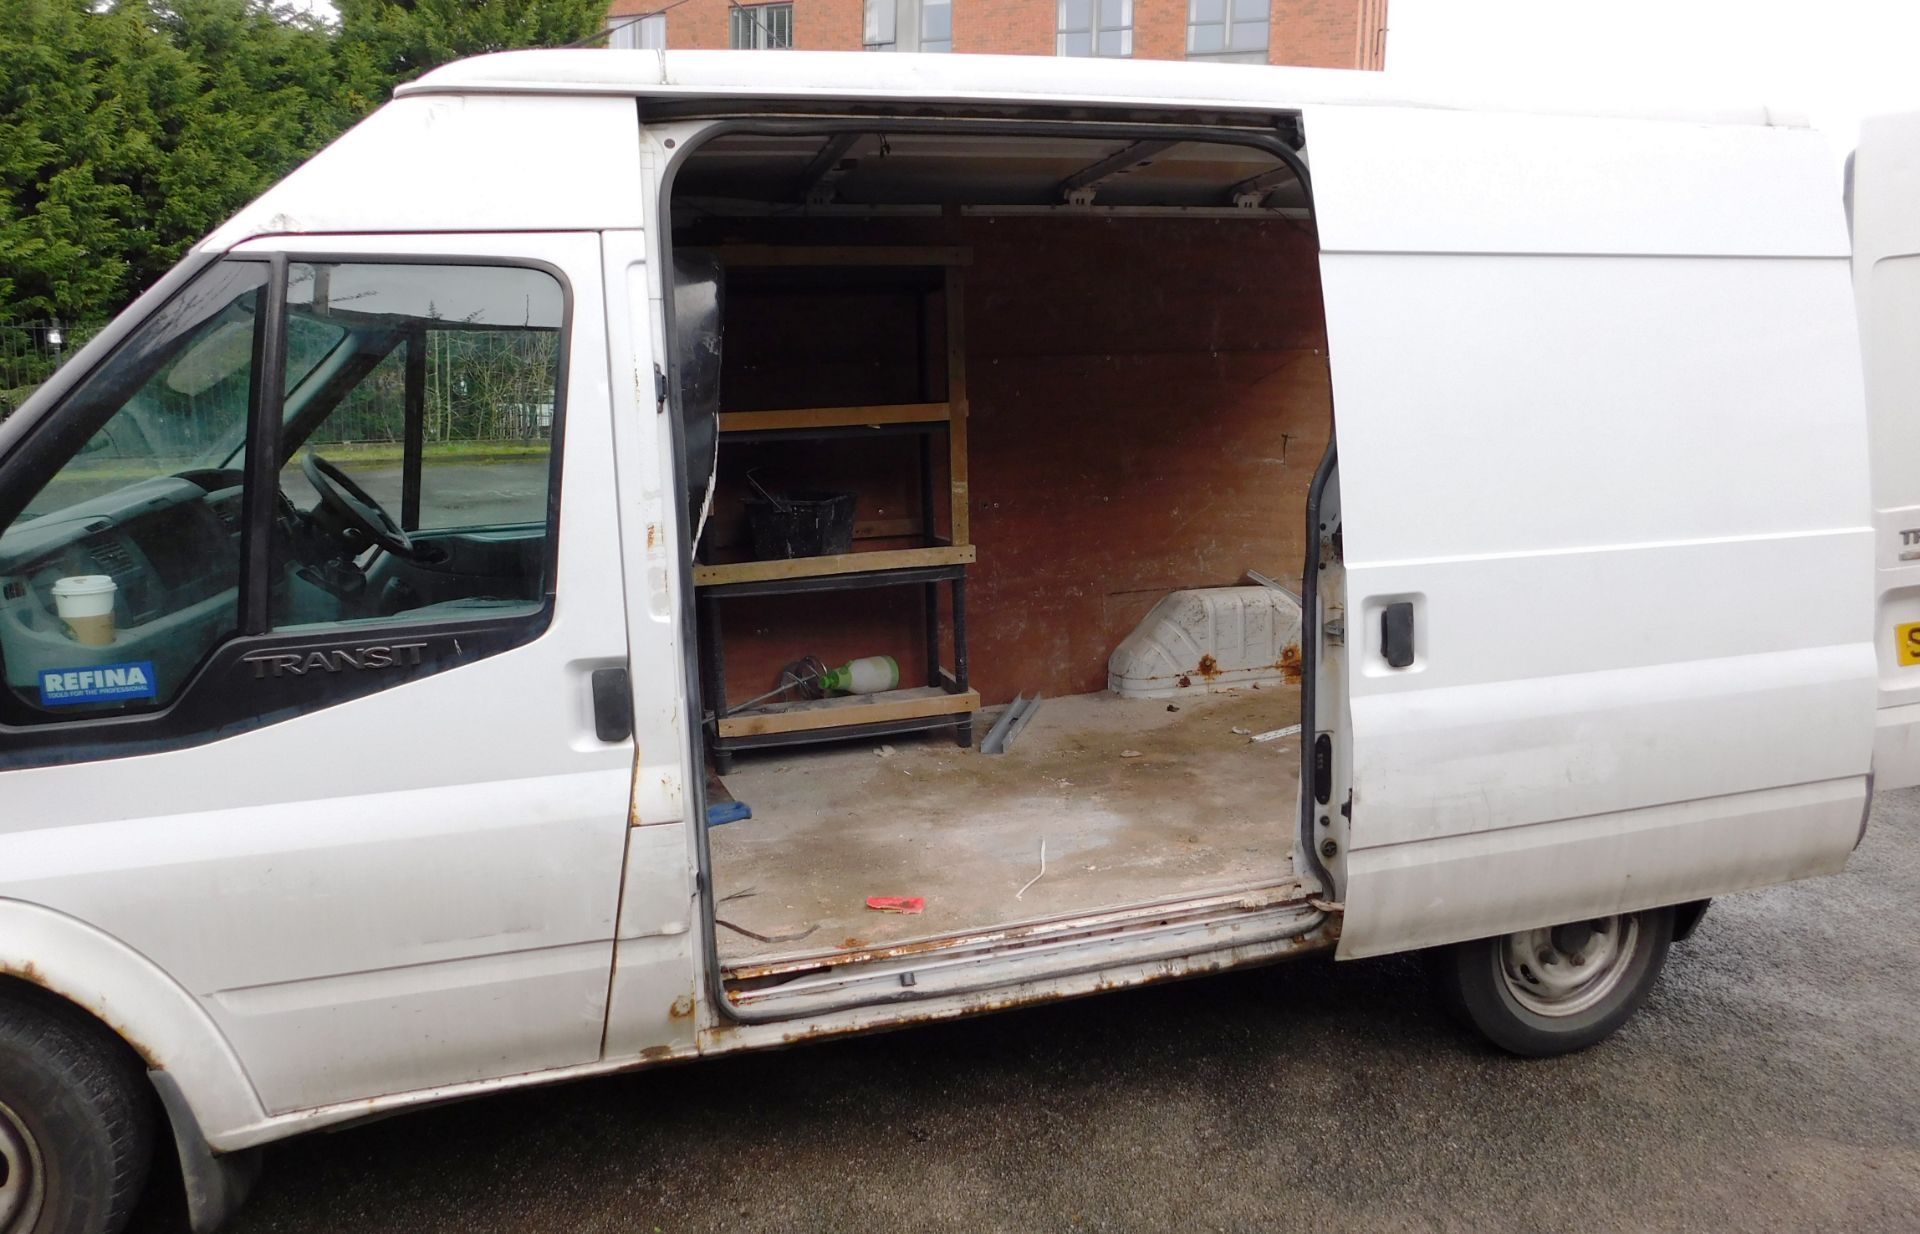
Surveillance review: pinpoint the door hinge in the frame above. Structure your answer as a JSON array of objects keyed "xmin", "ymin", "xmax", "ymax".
[{"xmin": 653, "ymin": 363, "xmax": 668, "ymax": 412}]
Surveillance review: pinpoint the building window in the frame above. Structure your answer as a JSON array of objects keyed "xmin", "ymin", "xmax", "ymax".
[
  {"xmin": 1058, "ymin": 0, "xmax": 1131, "ymax": 55},
  {"xmin": 864, "ymin": 0, "xmax": 951, "ymax": 52},
  {"xmin": 1187, "ymin": 0, "xmax": 1267, "ymax": 62},
  {"xmin": 606, "ymin": 12, "xmax": 665, "ymax": 49},
  {"xmin": 730, "ymin": 2, "xmax": 793, "ymax": 49}
]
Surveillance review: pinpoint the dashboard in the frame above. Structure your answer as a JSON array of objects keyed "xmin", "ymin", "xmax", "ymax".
[
  {"xmin": 0, "ymin": 473, "xmax": 247, "ymax": 702},
  {"xmin": 1, "ymin": 473, "xmax": 243, "ymax": 622}
]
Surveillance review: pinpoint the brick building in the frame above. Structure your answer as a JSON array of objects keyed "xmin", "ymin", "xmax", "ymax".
[{"xmin": 603, "ymin": 0, "xmax": 1387, "ymax": 70}]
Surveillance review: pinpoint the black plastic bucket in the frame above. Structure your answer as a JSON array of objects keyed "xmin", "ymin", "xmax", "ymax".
[{"xmin": 744, "ymin": 489, "xmax": 857, "ymax": 560}]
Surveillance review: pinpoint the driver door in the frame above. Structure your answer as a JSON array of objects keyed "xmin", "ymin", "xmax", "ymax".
[{"xmin": 0, "ymin": 233, "xmax": 636, "ymax": 1115}]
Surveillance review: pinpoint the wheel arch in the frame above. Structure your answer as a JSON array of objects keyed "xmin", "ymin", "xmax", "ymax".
[{"xmin": 0, "ymin": 900, "xmax": 266, "ymax": 1151}]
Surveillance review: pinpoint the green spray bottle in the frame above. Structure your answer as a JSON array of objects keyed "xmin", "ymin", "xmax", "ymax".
[{"xmin": 817, "ymin": 655, "xmax": 899, "ymax": 695}]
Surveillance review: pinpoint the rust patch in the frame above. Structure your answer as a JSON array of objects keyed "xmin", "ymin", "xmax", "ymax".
[
  {"xmin": 1196, "ymin": 654, "xmax": 1220, "ymax": 680},
  {"xmin": 3, "ymin": 961, "xmax": 162, "ymax": 1067},
  {"xmin": 840, "ymin": 937, "xmax": 867, "ymax": 950},
  {"xmin": 1177, "ymin": 674, "xmax": 1192, "ymax": 689},
  {"xmin": 107, "ymin": 1022, "xmax": 162, "ymax": 1069},
  {"xmin": 727, "ymin": 883, "xmax": 1313, "ymax": 984},
  {"xmin": 646, "ymin": 522, "xmax": 663, "ymax": 551},
  {"xmin": 1278, "ymin": 643, "xmax": 1302, "ymax": 684},
  {"xmin": 766, "ymin": 929, "xmax": 1335, "ymax": 1047},
  {"xmin": 669, "ymin": 993, "xmax": 695, "ymax": 1019}
]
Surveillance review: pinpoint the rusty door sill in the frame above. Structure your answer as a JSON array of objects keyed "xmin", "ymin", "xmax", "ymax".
[{"xmin": 721, "ymin": 878, "xmax": 1328, "ymax": 1019}]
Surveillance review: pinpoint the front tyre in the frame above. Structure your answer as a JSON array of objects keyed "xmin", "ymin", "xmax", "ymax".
[
  {"xmin": 0, "ymin": 991, "xmax": 154, "ymax": 1234},
  {"xmin": 1435, "ymin": 907, "xmax": 1675, "ymax": 1057}
]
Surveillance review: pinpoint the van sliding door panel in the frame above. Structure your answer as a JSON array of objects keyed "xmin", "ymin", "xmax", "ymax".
[
  {"xmin": 1852, "ymin": 112, "xmax": 1920, "ymax": 788},
  {"xmin": 1308, "ymin": 104, "xmax": 1875, "ymax": 958}
]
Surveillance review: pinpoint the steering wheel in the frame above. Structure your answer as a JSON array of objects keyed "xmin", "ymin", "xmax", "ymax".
[{"xmin": 300, "ymin": 451, "xmax": 418, "ymax": 559}]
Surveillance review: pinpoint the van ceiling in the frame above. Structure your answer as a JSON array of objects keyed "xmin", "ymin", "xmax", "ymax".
[{"xmin": 673, "ymin": 132, "xmax": 1307, "ymax": 216}]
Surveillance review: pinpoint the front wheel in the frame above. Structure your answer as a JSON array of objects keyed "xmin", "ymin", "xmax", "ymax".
[
  {"xmin": 1434, "ymin": 907, "xmax": 1675, "ymax": 1056},
  {"xmin": 0, "ymin": 991, "xmax": 154, "ymax": 1234}
]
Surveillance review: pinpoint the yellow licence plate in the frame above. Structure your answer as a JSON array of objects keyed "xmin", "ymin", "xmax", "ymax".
[{"xmin": 1898, "ymin": 622, "xmax": 1920, "ymax": 667}]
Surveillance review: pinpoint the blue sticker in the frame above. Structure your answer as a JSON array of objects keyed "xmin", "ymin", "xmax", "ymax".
[{"xmin": 38, "ymin": 661, "xmax": 158, "ymax": 706}]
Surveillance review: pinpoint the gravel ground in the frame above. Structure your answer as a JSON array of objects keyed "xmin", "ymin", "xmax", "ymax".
[{"xmin": 146, "ymin": 789, "xmax": 1920, "ymax": 1233}]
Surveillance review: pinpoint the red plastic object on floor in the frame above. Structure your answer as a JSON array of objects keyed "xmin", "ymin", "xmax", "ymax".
[{"xmin": 865, "ymin": 896, "xmax": 925, "ymax": 914}]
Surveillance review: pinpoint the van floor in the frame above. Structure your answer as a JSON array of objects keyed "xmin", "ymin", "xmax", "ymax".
[{"xmin": 709, "ymin": 687, "xmax": 1302, "ymax": 964}]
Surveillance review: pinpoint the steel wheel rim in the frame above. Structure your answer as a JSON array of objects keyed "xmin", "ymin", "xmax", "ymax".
[
  {"xmin": 0, "ymin": 1099, "xmax": 45, "ymax": 1234},
  {"xmin": 1499, "ymin": 914, "xmax": 1640, "ymax": 1018}
]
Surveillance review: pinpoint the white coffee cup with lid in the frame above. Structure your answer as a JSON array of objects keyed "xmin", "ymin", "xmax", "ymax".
[{"xmin": 52, "ymin": 575, "xmax": 118, "ymax": 647}]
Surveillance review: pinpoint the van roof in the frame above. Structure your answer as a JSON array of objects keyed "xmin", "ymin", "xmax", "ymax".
[{"xmin": 395, "ymin": 49, "xmax": 1803, "ymax": 129}]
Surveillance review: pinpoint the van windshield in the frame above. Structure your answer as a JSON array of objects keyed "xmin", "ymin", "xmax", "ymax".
[{"xmin": 15, "ymin": 296, "xmax": 345, "ymax": 524}]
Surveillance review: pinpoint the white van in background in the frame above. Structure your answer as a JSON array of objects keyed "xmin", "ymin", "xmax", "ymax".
[{"xmin": 0, "ymin": 51, "xmax": 1894, "ymax": 1234}]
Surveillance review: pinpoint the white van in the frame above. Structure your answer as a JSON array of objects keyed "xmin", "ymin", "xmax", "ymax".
[{"xmin": 0, "ymin": 51, "xmax": 1894, "ymax": 1234}]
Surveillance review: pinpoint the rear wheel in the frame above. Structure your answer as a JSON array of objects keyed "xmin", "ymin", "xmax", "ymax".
[
  {"xmin": 1435, "ymin": 907, "xmax": 1675, "ymax": 1056},
  {"xmin": 0, "ymin": 992, "xmax": 153, "ymax": 1234}
]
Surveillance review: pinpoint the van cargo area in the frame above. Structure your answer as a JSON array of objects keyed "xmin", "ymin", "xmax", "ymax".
[
  {"xmin": 712, "ymin": 688, "xmax": 1305, "ymax": 958},
  {"xmin": 670, "ymin": 129, "xmax": 1333, "ymax": 995}
]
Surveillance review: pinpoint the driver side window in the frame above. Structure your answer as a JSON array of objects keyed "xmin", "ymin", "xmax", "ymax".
[{"xmin": 271, "ymin": 262, "xmax": 564, "ymax": 630}]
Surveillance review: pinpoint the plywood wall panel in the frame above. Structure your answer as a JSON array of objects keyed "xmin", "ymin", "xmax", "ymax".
[{"xmin": 688, "ymin": 214, "xmax": 1332, "ymax": 710}]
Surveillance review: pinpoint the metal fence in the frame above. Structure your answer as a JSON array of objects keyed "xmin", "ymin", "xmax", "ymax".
[{"xmin": 0, "ymin": 320, "xmax": 105, "ymax": 418}]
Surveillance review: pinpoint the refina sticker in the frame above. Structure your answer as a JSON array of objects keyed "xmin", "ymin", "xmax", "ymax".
[{"xmin": 38, "ymin": 662, "xmax": 158, "ymax": 706}]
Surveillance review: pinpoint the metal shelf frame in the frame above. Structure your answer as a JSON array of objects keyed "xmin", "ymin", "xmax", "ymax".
[
  {"xmin": 699, "ymin": 562, "xmax": 972, "ymax": 772},
  {"xmin": 697, "ymin": 246, "xmax": 977, "ymax": 770}
]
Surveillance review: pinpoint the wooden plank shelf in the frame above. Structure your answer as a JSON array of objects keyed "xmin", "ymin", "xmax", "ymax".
[
  {"xmin": 699, "ymin": 243, "xmax": 978, "ymax": 769},
  {"xmin": 694, "ymin": 545, "xmax": 974, "ymax": 588},
  {"xmin": 714, "ymin": 245, "xmax": 973, "ymax": 268},
  {"xmin": 718, "ymin": 403, "xmax": 950, "ymax": 434},
  {"xmin": 717, "ymin": 686, "xmax": 981, "ymax": 739}
]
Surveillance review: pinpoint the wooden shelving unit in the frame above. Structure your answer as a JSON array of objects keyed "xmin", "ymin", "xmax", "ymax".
[
  {"xmin": 716, "ymin": 686, "xmax": 983, "ymax": 740},
  {"xmin": 694, "ymin": 544, "xmax": 975, "ymax": 588},
  {"xmin": 713, "ymin": 245, "xmax": 972, "ymax": 269},
  {"xmin": 716, "ymin": 402, "xmax": 951, "ymax": 434},
  {"xmin": 698, "ymin": 245, "xmax": 977, "ymax": 770}
]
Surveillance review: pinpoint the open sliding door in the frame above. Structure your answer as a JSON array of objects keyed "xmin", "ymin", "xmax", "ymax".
[
  {"xmin": 1851, "ymin": 110, "xmax": 1920, "ymax": 788},
  {"xmin": 1304, "ymin": 103, "xmax": 1877, "ymax": 959}
]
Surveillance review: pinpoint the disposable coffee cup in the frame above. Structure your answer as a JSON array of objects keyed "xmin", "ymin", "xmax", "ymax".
[{"xmin": 52, "ymin": 575, "xmax": 117, "ymax": 647}]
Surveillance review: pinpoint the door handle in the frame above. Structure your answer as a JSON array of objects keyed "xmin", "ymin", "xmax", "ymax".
[
  {"xmin": 1381, "ymin": 602, "xmax": 1416, "ymax": 668},
  {"xmin": 591, "ymin": 667, "xmax": 633, "ymax": 742}
]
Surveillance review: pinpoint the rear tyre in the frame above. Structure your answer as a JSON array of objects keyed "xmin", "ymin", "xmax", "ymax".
[
  {"xmin": 0, "ymin": 991, "xmax": 154, "ymax": 1234},
  {"xmin": 1434, "ymin": 907, "xmax": 1675, "ymax": 1057}
]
